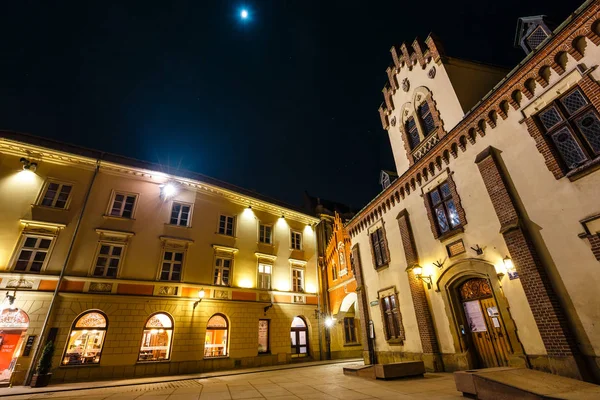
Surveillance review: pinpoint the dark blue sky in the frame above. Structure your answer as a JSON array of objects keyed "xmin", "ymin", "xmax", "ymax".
[{"xmin": 0, "ymin": 1, "xmax": 575, "ymax": 209}]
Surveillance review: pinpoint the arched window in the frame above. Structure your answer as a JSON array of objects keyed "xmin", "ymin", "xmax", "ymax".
[
  {"xmin": 138, "ymin": 312, "xmax": 174, "ymax": 362},
  {"xmin": 290, "ymin": 316, "xmax": 309, "ymax": 357},
  {"xmin": 205, "ymin": 314, "xmax": 229, "ymax": 358},
  {"xmin": 418, "ymin": 100, "xmax": 435, "ymax": 136},
  {"xmin": 405, "ymin": 116, "xmax": 420, "ymax": 149},
  {"xmin": 62, "ymin": 311, "xmax": 107, "ymax": 365},
  {"xmin": 338, "ymin": 242, "xmax": 346, "ymax": 268}
]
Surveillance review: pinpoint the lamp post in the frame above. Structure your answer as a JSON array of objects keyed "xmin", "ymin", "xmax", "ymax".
[{"xmin": 324, "ymin": 316, "xmax": 334, "ymax": 360}]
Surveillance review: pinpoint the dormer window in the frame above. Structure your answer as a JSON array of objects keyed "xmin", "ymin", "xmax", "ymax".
[
  {"xmin": 380, "ymin": 170, "xmax": 398, "ymax": 190},
  {"xmin": 514, "ymin": 16, "xmax": 555, "ymax": 55}
]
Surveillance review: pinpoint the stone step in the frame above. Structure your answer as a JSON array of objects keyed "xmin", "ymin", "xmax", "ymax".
[{"xmin": 343, "ymin": 364, "xmax": 375, "ymax": 379}]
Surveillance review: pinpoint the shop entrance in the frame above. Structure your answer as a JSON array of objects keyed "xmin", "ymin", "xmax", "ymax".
[
  {"xmin": 290, "ymin": 316, "xmax": 308, "ymax": 358},
  {"xmin": 0, "ymin": 309, "xmax": 30, "ymax": 384},
  {"xmin": 459, "ymin": 278, "xmax": 511, "ymax": 368}
]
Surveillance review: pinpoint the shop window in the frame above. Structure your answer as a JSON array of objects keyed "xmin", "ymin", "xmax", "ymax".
[
  {"xmin": 205, "ymin": 314, "xmax": 229, "ymax": 358},
  {"xmin": 258, "ymin": 319, "xmax": 269, "ymax": 354},
  {"xmin": 343, "ymin": 317, "xmax": 357, "ymax": 344},
  {"xmin": 536, "ymin": 88, "xmax": 600, "ymax": 171},
  {"xmin": 138, "ymin": 312, "xmax": 174, "ymax": 362},
  {"xmin": 62, "ymin": 311, "xmax": 107, "ymax": 365}
]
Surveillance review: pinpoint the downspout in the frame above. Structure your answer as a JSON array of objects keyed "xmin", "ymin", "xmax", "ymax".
[{"xmin": 25, "ymin": 158, "xmax": 102, "ymax": 385}]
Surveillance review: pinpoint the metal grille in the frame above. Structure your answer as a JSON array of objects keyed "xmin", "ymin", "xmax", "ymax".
[
  {"xmin": 551, "ymin": 127, "xmax": 587, "ymax": 169},
  {"xmin": 539, "ymin": 106, "xmax": 562, "ymax": 130},
  {"xmin": 576, "ymin": 111, "xmax": 600, "ymax": 154},
  {"xmin": 561, "ymin": 89, "xmax": 588, "ymax": 115},
  {"xmin": 526, "ymin": 26, "xmax": 548, "ymax": 50}
]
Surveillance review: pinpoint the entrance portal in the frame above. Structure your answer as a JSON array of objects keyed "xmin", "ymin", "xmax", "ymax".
[
  {"xmin": 459, "ymin": 278, "xmax": 510, "ymax": 368},
  {"xmin": 0, "ymin": 308, "xmax": 29, "ymax": 384},
  {"xmin": 290, "ymin": 316, "xmax": 308, "ymax": 357}
]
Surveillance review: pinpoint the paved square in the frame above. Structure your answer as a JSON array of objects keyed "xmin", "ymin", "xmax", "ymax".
[{"xmin": 3, "ymin": 363, "xmax": 462, "ymax": 400}]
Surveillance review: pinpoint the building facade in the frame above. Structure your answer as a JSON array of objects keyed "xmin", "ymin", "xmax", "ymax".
[
  {"xmin": 347, "ymin": 0, "xmax": 600, "ymax": 382},
  {"xmin": 323, "ymin": 213, "xmax": 361, "ymax": 359},
  {"xmin": 0, "ymin": 132, "xmax": 320, "ymax": 385}
]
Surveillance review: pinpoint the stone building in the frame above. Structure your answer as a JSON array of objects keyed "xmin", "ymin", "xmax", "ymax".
[
  {"xmin": 0, "ymin": 131, "xmax": 320, "ymax": 385},
  {"xmin": 346, "ymin": 0, "xmax": 600, "ymax": 382}
]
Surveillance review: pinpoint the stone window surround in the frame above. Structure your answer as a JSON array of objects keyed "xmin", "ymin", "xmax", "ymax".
[
  {"xmin": 367, "ymin": 219, "xmax": 391, "ymax": 271},
  {"xmin": 377, "ymin": 286, "xmax": 405, "ymax": 344},
  {"xmin": 36, "ymin": 178, "xmax": 75, "ymax": 210}
]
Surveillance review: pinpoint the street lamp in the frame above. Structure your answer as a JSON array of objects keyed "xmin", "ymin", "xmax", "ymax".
[
  {"xmin": 193, "ymin": 289, "xmax": 205, "ymax": 310},
  {"xmin": 324, "ymin": 315, "xmax": 335, "ymax": 360}
]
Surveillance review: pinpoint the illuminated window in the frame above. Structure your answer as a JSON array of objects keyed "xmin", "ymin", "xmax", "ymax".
[
  {"xmin": 138, "ymin": 313, "xmax": 174, "ymax": 362},
  {"xmin": 343, "ymin": 318, "xmax": 357, "ymax": 344},
  {"xmin": 370, "ymin": 228, "xmax": 389, "ymax": 269},
  {"xmin": 536, "ymin": 88, "xmax": 600, "ymax": 171},
  {"xmin": 214, "ymin": 257, "xmax": 231, "ymax": 286},
  {"xmin": 258, "ymin": 263, "xmax": 271, "ymax": 290},
  {"xmin": 218, "ymin": 215, "xmax": 235, "ymax": 236},
  {"xmin": 13, "ymin": 235, "xmax": 53, "ymax": 273},
  {"xmin": 109, "ymin": 192, "xmax": 137, "ymax": 218},
  {"xmin": 170, "ymin": 202, "xmax": 192, "ymax": 226},
  {"xmin": 292, "ymin": 267, "xmax": 304, "ymax": 303},
  {"xmin": 159, "ymin": 250, "xmax": 184, "ymax": 281},
  {"xmin": 259, "ymin": 224, "xmax": 272, "ymax": 244},
  {"xmin": 428, "ymin": 181, "xmax": 461, "ymax": 235},
  {"xmin": 62, "ymin": 311, "xmax": 107, "ymax": 365},
  {"xmin": 40, "ymin": 181, "xmax": 72, "ymax": 209},
  {"xmin": 290, "ymin": 231, "xmax": 302, "ymax": 250},
  {"xmin": 92, "ymin": 244, "xmax": 123, "ymax": 278},
  {"xmin": 204, "ymin": 314, "xmax": 229, "ymax": 358}
]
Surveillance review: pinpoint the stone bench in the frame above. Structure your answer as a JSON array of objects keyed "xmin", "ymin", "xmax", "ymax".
[{"xmin": 374, "ymin": 361, "xmax": 425, "ymax": 380}]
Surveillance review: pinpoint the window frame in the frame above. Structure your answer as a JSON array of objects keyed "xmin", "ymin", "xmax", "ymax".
[
  {"xmin": 218, "ymin": 214, "xmax": 236, "ymax": 236},
  {"xmin": 258, "ymin": 223, "xmax": 273, "ymax": 245},
  {"xmin": 213, "ymin": 256, "xmax": 233, "ymax": 286},
  {"xmin": 369, "ymin": 226, "xmax": 389, "ymax": 269},
  {"xmin": 257, "ymin": 262, "xmax": 272, "ymax": 290},
  {"xmin": 137, "ymin": 312, "xmax": 174, "ymax": 362},
  {"xmin": 157, "ymin": 247, "xmax": 186, "ymax": 282},
  {"xmin": 106, "ymin": 190, "xmax": 139, "ymax": 219},
  {"xmin": 37, "ymin": 180, "xmax": 74, "ymax": 209},
  {"xmin": 61, "ymin": 310, "xmax": 108, "ymax": 366},
  {"xmin": 536, "ymin": 87, "xmax": 600, "ymax": 172},
  {"xmin": 290, "ymin": 230, "xmax": 303, "ymax": 251},
  {"xmin": 379, "ymin": 292, "xmax": 405, "ymax": 342},
  {"xmin": 91, "ymin": 242, "xmax": 125, "ymax": 278},
  {"xmin": 204, "ymin": 313, "xmax": 229, "ymax": 358},
  {"xmin": 11, "ymin": 234, "xmax": 55, "ymax": 273},
  {"xmin": 428, "ymin": 181, "xmax": 461, "ymax": 236},
  {"xmin": 343, "ymin": 317, "xmax": 358, "ymax": 344},
  {"xmin": 169, "ymin": 201, "xmax": 193, "ymax": 227},
  {"xmin": 291, "ymin": 266, "xmax": 304, "ymax": 293}
]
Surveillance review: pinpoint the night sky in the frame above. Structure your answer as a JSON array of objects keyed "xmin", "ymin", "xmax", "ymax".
[{"xmin": 0, "ymin": 1, "xmax": 576, "ymax": 210}]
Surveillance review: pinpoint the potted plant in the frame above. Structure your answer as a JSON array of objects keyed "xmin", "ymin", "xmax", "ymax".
[{"xmin": 31, "ymin": 341, "xmax": 54, "ymax": 388}]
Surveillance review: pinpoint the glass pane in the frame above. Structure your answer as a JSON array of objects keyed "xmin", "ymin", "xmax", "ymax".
[
  {"xmin": 99, "ymin": 245, "xmax": 110, "ymax": 255},
  {"xmin": 446, "ymin": 200, "xmax": 461, "ymax": 227},
  {"xmin": 138, "ymin": 329, "xmax": 172, "ymax": 362},
  {"xmin": 290, "ymin": 332, "xmax": 296, "ymax": 345},
  {"xmin": 96, "ymin": 257, "xmax": 108, "ymax": 267},
  {"xmin": 551, "ymin": 127, "xmax": 588, "ymax": 169},
  {"xmin": 18, "ymin": 250, "xmax": 33, "ymax": 262},
  {"xmin": 33, "ymin": 252, "xmax": 46, "ymax": 261},
  {"xmin": 174, "ymin": 252, "xmax": 183, "ymax": 262},
  {"xmin": 39, "ymin": 239, "xmax": 52, "ymax": 249},
  {"xmin": 435, "ymin": 206, "xmax": 449, "ymax": 233},
  {"xmin": 299, "ymin": 331, "xmax": 306, "ymax": 345},
  {"xmin": 109, "ymin": 258, "xmax": 119, "ymax": 267},
  {"xmin": 62, "ymin": 330, "xmax": 106, "ymax": 365},
  {"xmin": 207, "ymin": 315, "xmax": 228, "ymax": 328},
  {"xmin": 291, "ymin": 317, "xmax": 306, "ymax": 327},
  {"xmin": 575, "ymin": 111, "xmax": 600, "ymax": 154},
  {"xmin": 422, "ymin": 113, "xmax": 435, "ymax": 135},
  {"xmin": 30, "ymin": 261, "xmax": 43, "ymax": 272},
  {"xmin": 560, "ymin": 89, "xmax": 587, "ymax": 115},
  {"xmin": 164, "ymin": 251, "xmax": 172, "ymax": 261},
  {"xmin": 24, "ymin": 237, "xmax": 37, "ymax": 247},
  {"xmin": 15, "ymin": 260, "xmax": 28, "ymax": 271},
  {"xmin": 204, "ymin": 328, "xmax": 228, "ymax": 357},
  {"xmin": 440, "ymin": 183, "xmax": 451, "ymax": 199},
  {"xmin": 75, "ymin": 312, "xmax": 107, "ymax": 328},
  {"xmin": 146, "ymin": 313, "xmax": 173, "ymax": 328},
  {"xmin": 429, "ymin": 189, "xmax": 441, "ymax": 205},
  {"xmin": 111, "ymin": 246, "xmax": 122, "ymax": 256},
  {"xmin": 539, "ymin": 106, "xmax": 562, "ymax": 130}
]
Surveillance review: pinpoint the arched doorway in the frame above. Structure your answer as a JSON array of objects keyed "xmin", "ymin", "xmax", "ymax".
[
  {"xmin": 459, "ymin": 278, "xmax": 511, "ymax": 368},
  {"xmin": 290, "ymin": 316, "xmax": 308, "ymax": 357},
  {"xmin": 0, "ymin": 308, "xmax": 29, "ymax": 384}
]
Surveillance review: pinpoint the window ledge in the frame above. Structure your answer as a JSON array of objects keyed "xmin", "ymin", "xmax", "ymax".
[
  {"xmin": 103, "ymin": 215, "xmax": 135, "ymax": 221},
  {"xmin": 566, "ymin": 156, "xmax": 600, "ymax": 181},
  {"xmin": 136, "ymin": 360, "xmax": 171, "ymax": 364},
  {"xmin": 437, "ymin": 226, "xmax": 464, "ymax": 242},
  {"xmin": 60, "ymin": 363, "xmax": 101, "ymax": 368},
  {"xmin": 165, "ymin": 223, "xmax": 192, "ymax": 229},
  {"xmin": 386, "ymin": 338, "xmax": 404, "ymax": 346},
  {"xmin": 204, "ymin": 356, "xmax": 229, "ymax": 360},
  {"xmin": 374, "ymin": 264, "xmax": 390, "ymax": 272},
  {"xmin": 215, "ymin": 233, "xmax": 237, "ymax": 239},
  {"xmin": 31, "ymin": 204, "xmax": 70, "ymax": 212},
  {"xmin": 343, "ymin": 343, "xmax": 361, "ymax": 347}
]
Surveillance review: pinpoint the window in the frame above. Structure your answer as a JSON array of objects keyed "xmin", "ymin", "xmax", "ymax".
[
  {"xmin": 218, "ymin": 215, "xmax": 235, "ymax": 236},
  {"xmin": 258, "ymin": 263, "xmax": 272, "ymax": 289},
  {"xmin": 370, "ymin": 227, "xmax": 389, "ymax": 268},
  {"xmin": 292, "ymin": 268, "xmax": 304, "ymax": 292},
  {"xmin": 40, "ymin": 182, "xmax": 72, "ymax": 209},
  {"xmin": 170, "ymin": 202, "xmax": 191, "ymax": 226},
  {"xmin": 344, "ymin": 318, "xmax": 357, "ymax": 344},
  {"xmin": 62, "ymin": 311, "xmax": 107, "ymax": 365},
  {"xmin": 13, "ymin": 236, "xmax": 53, "ymax": 272},
  {"xmin": 418, "ymin": 101, "xmax": 435, "ymax": 136},
  {"xmin": 214, "ymin": 257, "xmax": 231, "ymax": 286},
  {"xmin": 93, "ymin": 244, "xmax": 123, "ymax": 278},
  {"xmin": 258, "ymin": 319, "xmax": 269, "ymax": 354},
  {"xmin": 259, "ymin": 224, "xmax": 272, "ymax": 244},
  {"xmin": 109, "ymin": 192, "xmax": 137, "ymax": 218},
  {"xmin": 159, "ymin": 250, "xmax": 184, "ymax": 281},
  {"xmin": 138, "ymin": 313, "xmax": 174, "ymax": 362},
  {"xmin": 290, "ymin": 231, "xmax": 302, "ymax": 250},
  {"xmin": 331, "ymin": 262, "xmax": 338, "ymax": 281},
  {"xmin": 536, "ymin": 88, "xmax": 600, "ymax": 171},
  {"xmin": 338, "ymin": 242, "xmax": 347, "ymax": 276},
  {"xmin": 205, "ymin": 314, "xmax": 228, "ymax": 358},
  {"xmin": 380, "ymin": 294, "xmax": 404, "ymax": 341},
  {"xmin": 428, "ymin": 181, "xmax": 461, "ymax": 235},
  {"xmin": 406, "ymin": 116, "xmax": 420, "ymax": 149}
]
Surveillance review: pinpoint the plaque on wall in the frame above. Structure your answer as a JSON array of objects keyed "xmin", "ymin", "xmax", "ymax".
[
  {"xmin": 22, "ymin": 335, "xmax": 36, "ymax": 356},
  {"xmin": 446, "ymin": 239, "xmax": 466, "ymax": 257}
]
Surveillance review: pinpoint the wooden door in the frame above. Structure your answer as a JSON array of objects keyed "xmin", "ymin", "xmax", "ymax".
[{"xmin": 460, "ymin": 278, "xmax": 510, "ymax": 368}]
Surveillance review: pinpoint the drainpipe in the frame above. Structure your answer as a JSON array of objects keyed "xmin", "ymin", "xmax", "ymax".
[{"xmin": 25, "ymin": 158, "xmax": 102, "ymax": 385}]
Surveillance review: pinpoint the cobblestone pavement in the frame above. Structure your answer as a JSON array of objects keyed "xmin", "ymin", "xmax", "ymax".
[{"xmin": 3, "ymin": 363, "xmax": 462, "ymax": 400}]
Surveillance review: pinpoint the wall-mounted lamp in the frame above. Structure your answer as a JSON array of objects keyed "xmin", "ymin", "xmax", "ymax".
[
  {"xmin": 20, "ymin": 158, "xmax": 38, "ymax": 172},
  {"xmin": 263, "ymin": 302, "xmax": 273, "ymax": 315},
  {"xmin": 324, "ymin": 316, "xmax": 335, "ymax": 328},
  {"xmin": 161, "ymin": 182, "xmax": 178, "ymax": 199},
  {"xmin": 2, "ymin": 291, "xmax": 17, "ymax": 311},
  {"xmin": 193, "ymin": 289, "xmax": 205, "ymax": 309},
  {"xmin": 247, "ymin": 205, "xmax": 252, "ymax": 210},
  {"xmin": 503, "ymin": 255, "xmax": 514, "ymax": 271},
  {"xmin": 412, "ymin": 265, "xmax": 433, "ymax": 289}
]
